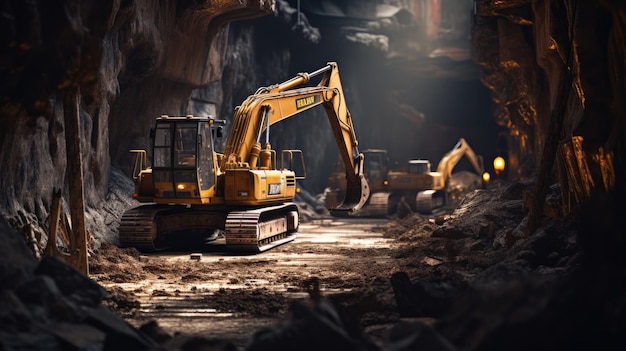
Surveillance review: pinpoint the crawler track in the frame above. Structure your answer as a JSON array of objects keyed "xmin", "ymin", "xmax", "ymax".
[
  {"xmin": 118, "ymin": 203, "xmax": 299, "ymax": 253},
  {"xmin": 118, "ymin": 206, "xmax": 161, "ymax": 252},
  {"xmin": 225, "ymin": 203, "xmax": 299, "ymax": 252}
]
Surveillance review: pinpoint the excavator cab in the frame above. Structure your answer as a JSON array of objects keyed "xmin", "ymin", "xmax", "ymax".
[
  {"xmin": 362, "ymin": 149, "xmax": 390, "ymax": 191},
  {"xmin": 132, "ymin": 115, "xmax": 227, "ymax": 204},
  {"xmin": 408, "ymin": 160, "xmax": 430, "ymax": 174}
]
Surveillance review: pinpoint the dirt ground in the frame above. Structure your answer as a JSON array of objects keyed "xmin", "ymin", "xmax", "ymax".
[
  {"xmin": 89, "ymin": 182, "xmax": 621, "ymax": 350},
  {"xmin": 91, "ymin": 218, "xmax": 403, "ymax": 346},
  {"xmin": 90, "ymin": 204, "xmax": 510, "ymax": 349}
]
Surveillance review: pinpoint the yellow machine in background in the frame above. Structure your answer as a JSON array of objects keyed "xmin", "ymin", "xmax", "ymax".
[
  {"xmin": 326, "ymin": 149, "xmax": 392, "ymax": 216},
  {"xmin": 388, "ymin": 138, "xmax": 484, "ymax": 213},
  {"xmin": 119, "ymin": 62, "xmax": 370, "ymax": 252},
  {"xmin": 326, "ymin": 138, "xmax": 484, "ymax": 216}
]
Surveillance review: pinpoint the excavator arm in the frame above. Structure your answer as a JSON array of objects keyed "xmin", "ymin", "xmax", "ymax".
[
  {"xmin": 435, "ymin": 138, "xmax": 484, "ymax": 187},
  {"xmin": 221, "ymin": 62, "xmax": 370, "ymax": 212}
]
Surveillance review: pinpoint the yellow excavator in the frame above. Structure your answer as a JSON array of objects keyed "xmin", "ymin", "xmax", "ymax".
[
  {"xmin": 325, "ymin": 138, "xmax": 484, "ymax": 216},
  {"xmin": 326, "ymin": 149, "xmax": 392, "ymax": 216},
  {"xmin": 387, "ymin": 138, "xmax": 484, "ymax": 214},
  {"xmin": 119, "ymin": 62, "xmax": 370, "ymax": 252}
]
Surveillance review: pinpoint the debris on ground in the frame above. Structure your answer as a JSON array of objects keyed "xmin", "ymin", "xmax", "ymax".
[{"xmin": 2, "ymin": 183, "xmax": 624, "ymax": 350}]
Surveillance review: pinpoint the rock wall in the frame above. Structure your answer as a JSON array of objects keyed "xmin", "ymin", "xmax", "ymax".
[
  {"xmin": 0, "ymin": 0, "xmax": 275, "ymax": 244},
  {"xmin": 473, "ymin": 0, "xmax": 625, "ymax": 207}
]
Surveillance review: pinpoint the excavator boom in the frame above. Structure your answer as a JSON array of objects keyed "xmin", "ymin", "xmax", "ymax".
[
  {"xmin": 223, "ymin": 62, "xmax": 369, "ymax": 212},
  {"xmin": 435, "ymin": 138, "xmax": 484, "ymax": 187}
]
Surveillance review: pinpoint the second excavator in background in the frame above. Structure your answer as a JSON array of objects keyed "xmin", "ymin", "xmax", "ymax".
[
  {"xmin": 326, "ymin": 148, "xmax": 392, "ymax": 216},
  {"xmin": 325, "ymin": 138, "xmax": 484, "ymax": 216},
  {"xmin": 119, "ymin": 62, "xmax": 369, "ymax": 253}
]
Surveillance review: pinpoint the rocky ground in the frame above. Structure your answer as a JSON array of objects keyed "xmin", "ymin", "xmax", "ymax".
[{"xmin": 2, "ymin": 181, "xmax": 624, "ymax": 350}]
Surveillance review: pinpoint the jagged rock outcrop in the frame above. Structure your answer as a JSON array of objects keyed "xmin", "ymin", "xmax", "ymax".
[
  {"xmin": 0, "ymin": 0, "xmax": 275, "ymax": 245},
  {"xmin": 473, "ymin": 0, "xmax": 625, "ymax": 212},
  {"xmin": 0, "ymin": 216, "xmax": 158, "ymax": 350}
]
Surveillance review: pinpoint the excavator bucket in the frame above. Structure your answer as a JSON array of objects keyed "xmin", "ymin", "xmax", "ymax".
[{"xmin": 330, "ymin": 174, "xmax": 370, "ymax": 214}]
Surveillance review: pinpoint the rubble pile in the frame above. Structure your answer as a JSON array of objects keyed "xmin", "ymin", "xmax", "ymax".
[
  {"xmin": 383, "ymin": 183, "xmax": 625, "ymax": 350},
  {"xmin": 243, "ymin": 183, "xmax": 626, "ymax": 351},
  {"xmin": 0, "ymin": 218, "xmax": 157, "ymax": 350}
]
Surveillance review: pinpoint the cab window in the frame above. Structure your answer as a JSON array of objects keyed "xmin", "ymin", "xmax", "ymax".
[{"xmin": 174, "ymin": 125, "xmax": 197, "ymax": 168}]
